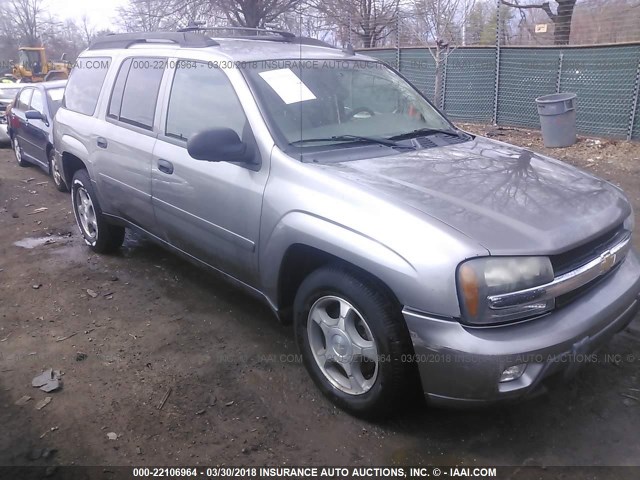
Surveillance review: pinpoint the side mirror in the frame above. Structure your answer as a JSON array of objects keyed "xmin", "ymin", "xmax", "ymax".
[
  {"xmin": 25, "ymin": 110, "xmax": 45, "ymax": 121},
  {"xmin": 187, "ymin": 128, "xmax": 252, "ymax": 163}
]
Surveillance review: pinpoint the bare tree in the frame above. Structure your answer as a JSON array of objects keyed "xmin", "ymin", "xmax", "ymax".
[
  {"xmin": 311, "ymin": 0, "xmax": 400, "ymax": 48},
  {"xmin": 501, "ymin": 0, "xmax": 577, "ymax": 45},
  {"xmin": 412, "ymin": 0, "xmax": 475, "ymax": 44},
  {"xmin": 211, "ymin": 0, "xmax": 303, "ymax": 28},
  {"xmin": 280, "ymin": 6, "xmax": 333, "ymax": 41},
  {"xmin": 1, "ymin": 0, "xmax": 47, "ymax": 46},
  {"xmin": 117, "ymin": 0, "xmax": 177, "ymax": 31},
  {"xmin": 401, "ymin": 0, "xmax": 477, "ymax": 105},
  {"xmin": 79, "ymin": 15, "xmax": 95, "ymax": 45}
]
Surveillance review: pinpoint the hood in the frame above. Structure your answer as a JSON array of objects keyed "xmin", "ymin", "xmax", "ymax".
[{"xmin": 318, "ymin": 136, "xmax": 631, "ymax": 255}]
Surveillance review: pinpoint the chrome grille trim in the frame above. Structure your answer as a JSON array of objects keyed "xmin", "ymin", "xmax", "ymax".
[{"xmin": 488, "ymin": 233, "xmax": 632, "ymax": 310}]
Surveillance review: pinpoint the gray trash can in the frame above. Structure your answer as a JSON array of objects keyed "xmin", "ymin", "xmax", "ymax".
[{"xmin": 535, "ymin": 92, "xmax": 577, "ymax": 148}]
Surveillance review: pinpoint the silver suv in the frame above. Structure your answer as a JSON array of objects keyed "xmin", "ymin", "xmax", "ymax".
[{"xmin": 54, "ymin": 29, "xmax": 640, "ymax": 417}]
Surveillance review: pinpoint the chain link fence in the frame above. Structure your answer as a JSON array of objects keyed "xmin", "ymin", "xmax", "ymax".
[{"xmin": 357, "ymin": 0, "xmax": 640, "ymax": 140}]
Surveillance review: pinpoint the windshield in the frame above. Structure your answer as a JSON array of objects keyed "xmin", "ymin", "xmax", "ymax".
[
  {"xmin": 19, "ymin": 50, "xmax": 42, "ymax": 72},
  {"xmin": 47, "ymin": 87, "xmax": 64, "ymax": 114},
  {"xmin": 244, "ymin": 59, "xmax": 453, "ymax": 150}
]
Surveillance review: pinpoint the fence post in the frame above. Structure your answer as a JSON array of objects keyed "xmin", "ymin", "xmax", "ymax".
[
  {"xmin": 556, "ymin": 52, "xmax": 564, "ymax": 93},
  {"xmin": 441, "ymin": 50, "xmax": 448, "ymax": 110},
  {"xmin": 396, "ymin": 14, "xmax": 401, "ymax": 71},
  {"xmin": 493, "ymin": 0, "xmax": 502, "ymax": 125},
  {"xmin": 628, "ymin": 57, "xmax": 640, "ymax": 141}
]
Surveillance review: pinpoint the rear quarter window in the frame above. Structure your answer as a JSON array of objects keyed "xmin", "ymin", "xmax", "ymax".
[{"xmin": 63, "ymin": 57, "xmax": 111, "ymax": 116}]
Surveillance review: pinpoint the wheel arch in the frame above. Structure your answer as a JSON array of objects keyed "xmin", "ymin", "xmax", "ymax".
[
  {"xmin": 60, "ymin": 151, "xmax": 88, "ymax": 187},
  {"xmin": 276, "ymin": 243, "xmax": 405, "ymax": 324},
  {"xmin": 261, "ymin": 212, "xmax": 418, "ymax": 323}
]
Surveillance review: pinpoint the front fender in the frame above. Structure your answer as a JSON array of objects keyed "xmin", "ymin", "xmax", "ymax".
[{"xmin": 260, "ymin": 211, "xmax": 419, "ymax": 310}]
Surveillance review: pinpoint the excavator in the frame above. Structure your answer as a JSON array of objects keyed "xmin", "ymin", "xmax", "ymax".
[{"xmin": 12, "ymin": 47, "xmax": 70, "ymax": 83}]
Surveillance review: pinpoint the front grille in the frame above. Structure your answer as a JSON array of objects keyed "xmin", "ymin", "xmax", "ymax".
[
  {"xmin": 550, "ymin": 223, "xmax": 626, "ymax": 276},
  {"xmin": 555, "ymin": 262, "xmax": 622, "ymax": 309}
]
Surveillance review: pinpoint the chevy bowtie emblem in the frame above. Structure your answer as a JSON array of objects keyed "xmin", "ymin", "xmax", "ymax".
[{"xmin": 599, "ymin": 250, "xmax": 616, "ymax": 274}]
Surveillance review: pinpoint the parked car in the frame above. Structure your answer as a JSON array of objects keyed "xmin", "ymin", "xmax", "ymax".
[
  {"xmin": 0, "ymin": 83, "xmax": 21, "ymax": 145},
  {"xmin": 9, "ymin": 80, "xmax": 67, "ymax": 191},
  {"xmin": 53, "ymin": 30, "xmax": 640, "ymax": 418}
]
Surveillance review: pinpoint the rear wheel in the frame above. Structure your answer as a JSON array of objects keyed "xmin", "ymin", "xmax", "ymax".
[
  {"xmin": 13, "ymin": 137, "xmax": 28, "ymax": 167},
  {"xmin": 294, "ymin": 265, "xmax": 415, "ymax": 418},
  {"xmin": 49, "ymin": 150, "xmax": 67, "ymax": 192},
  {"xmin": 71, "ymin": 169, "xmax": 124, "ymax": 253}
]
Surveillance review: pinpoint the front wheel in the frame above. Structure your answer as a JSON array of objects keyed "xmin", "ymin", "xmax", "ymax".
[
  {"xmin": 71, "ymin": 169, "xmax": 124, "ymax": 253},
  {"xmin": 294, "ymin": 265, "xmax": 415, "ymax": 418}
]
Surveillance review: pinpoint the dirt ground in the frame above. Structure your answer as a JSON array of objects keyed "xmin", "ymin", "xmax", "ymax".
[{"xmin": 1, "ymin": 128, "xmax": 639, "ymax": 471}]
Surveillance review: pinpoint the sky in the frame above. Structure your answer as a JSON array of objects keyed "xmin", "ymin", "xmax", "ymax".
[{"xmin": 49, "ymin": 0, "xmax": 128, "ymax": 31}]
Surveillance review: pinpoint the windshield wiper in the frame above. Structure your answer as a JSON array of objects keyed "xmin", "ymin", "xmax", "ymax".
[
  {"xmin": 388, "ymin": 127, "xmax": 462, "ymax": 141},
  {"xmin": 289, "ymin": 135, "xmax": 414, "ymax": 149}
]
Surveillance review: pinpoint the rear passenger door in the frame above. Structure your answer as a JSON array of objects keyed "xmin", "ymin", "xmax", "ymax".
[
  {"xmin": 94, "ymin": 58, "xmax": 166, "ymax": 233},
  {"xmin": 12, "ymin": 88, "xmax": 32, "ymax": 147},
  {"xmin": 22, "ymin": 88, "xmax": 48, "ymax": 166},
  {"xmin": 151, "ymin": 61, "xmax": 268, "ymax": 284}
]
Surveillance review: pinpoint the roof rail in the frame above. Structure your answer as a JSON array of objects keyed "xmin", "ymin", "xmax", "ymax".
[
  {"xmin": 178, "ymin": 25, "xmax": 295, "ymax": 39},
  {"xmin": 176, "ymin": 25, "xmax": 336, "ymax": 49},
  {"xmin": 87, "ymin": 32, "xmax": 218, "ymax": 50}
]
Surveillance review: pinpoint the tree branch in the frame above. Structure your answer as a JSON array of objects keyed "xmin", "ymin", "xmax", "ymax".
[{"xmin": 501, "ymin": 1, "xmax": 555, "ymax": 20}]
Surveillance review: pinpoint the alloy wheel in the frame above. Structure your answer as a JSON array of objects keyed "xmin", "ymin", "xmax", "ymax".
[
  {"xmin": 74, "ymin": 185, "xmax": 98, "ymax": 240},
  {"xmin": 307, "ymin": 295, "xmax": 379, "ymax": 395}
]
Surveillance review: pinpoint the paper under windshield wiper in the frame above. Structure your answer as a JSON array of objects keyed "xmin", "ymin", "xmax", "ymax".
[
  {"xmin": 388, "ymin": 127, "xmax": 461, "ymax": 141},
  {"xmin": 289, "ymin": 135, "xmax": 414, "ymax": 148}
]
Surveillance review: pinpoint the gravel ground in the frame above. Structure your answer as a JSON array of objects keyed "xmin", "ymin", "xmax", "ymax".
[{"xmin": 0, "ymin": 131, "xmax": 639, "ymax": 472}]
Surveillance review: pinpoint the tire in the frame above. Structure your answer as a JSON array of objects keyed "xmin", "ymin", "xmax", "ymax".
[
  {"xmin": 49, "ymin": 150, "xmax": 68, "ymax": 192},
  {"xmin": 294, "ymin": 265, "xmax": 414, "ymax": 418},
  {"xmin": 71, "ymin": 169, "xmax": 124, "ymax": 253},
  {"xmin": 13, "ymin": 137, "xmax": 28, "ymax": 167}
]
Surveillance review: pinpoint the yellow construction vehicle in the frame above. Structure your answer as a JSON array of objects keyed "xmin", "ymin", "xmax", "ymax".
[{"xmin": 12, "ymin": 47, "xmax": 70, "ymax": 83}]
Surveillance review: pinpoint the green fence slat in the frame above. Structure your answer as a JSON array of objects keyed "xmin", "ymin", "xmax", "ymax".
[
  {"xmin": 560, "ymin": 45, "xmax": 640, "ymax": 138},
  {"xmin": 359, "ymin": 44, "xmax": 640, "ymax": 140},
  {"xmin": 443, "ymin": 48, "xmax": 496, "ymax": 123},
  {"xmin": 497, "ymin": 48, "xmax": 559, "ymax": 130}
]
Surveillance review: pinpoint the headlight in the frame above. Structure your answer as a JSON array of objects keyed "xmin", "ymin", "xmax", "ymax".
[{"xmin": 457, "ymin": 256, "xmax": 554, "ymax": 325}]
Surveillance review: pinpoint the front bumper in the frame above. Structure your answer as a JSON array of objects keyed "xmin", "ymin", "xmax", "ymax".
[{"xmin": 404, "ymin": 249, "xmax": 640, "ymax": 407}]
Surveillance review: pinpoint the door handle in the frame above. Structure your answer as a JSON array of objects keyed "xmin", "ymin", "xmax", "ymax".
[
  {"xmin": 97, "ymin": 137, "xmax": 108, "ymax": 149},
  {"xmin": 157, "ymin": 159, "xmax": 174, "ymax": 175}
]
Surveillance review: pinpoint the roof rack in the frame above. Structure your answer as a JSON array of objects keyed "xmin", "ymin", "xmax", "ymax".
[
  {"xmin": 177, "ymin": 25, "xmax": 336, "ymax": 49},
  {"xmin": 87, "ymin": 32, "xmax": 218, "ymax": 50},
  {"xmin": 178, "ymin": 25, "xmax": 294, "ymax": 38}
]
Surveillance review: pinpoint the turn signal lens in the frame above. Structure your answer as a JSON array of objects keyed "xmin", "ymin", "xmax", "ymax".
[{"xmin": 459, "ymin": 264, "xmax": 479, "ymax": 317}]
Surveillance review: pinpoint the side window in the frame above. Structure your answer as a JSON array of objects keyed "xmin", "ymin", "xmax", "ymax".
[
  {"xmin": 117, "ymin": 58, "xmax": 164, "ymax": 130},
  {"xmin": 30, "ymin": 90, "xmax": 44, "ymax": 114},
  {"xmin": 166, "ymin": 62, "xmax": 247, "ymax": 141},
  {"xmin": 63, "ymin": 57, "xmax": 110, "ymax": 116},
  {"xmin": 107, "ymin": 59, "xmax": 132, "ymax": 119},
  {"xmin": 16, "ymin": 89, "xmax": 32, "ymax": 111}
]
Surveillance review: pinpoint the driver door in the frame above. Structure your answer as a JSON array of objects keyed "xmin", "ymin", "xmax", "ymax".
[{"xmin": 151, "ymin": 61, "xmax": 268, "ymax": 284}]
